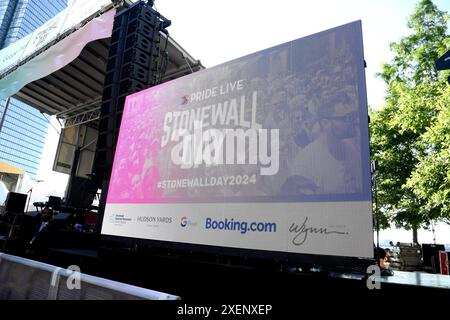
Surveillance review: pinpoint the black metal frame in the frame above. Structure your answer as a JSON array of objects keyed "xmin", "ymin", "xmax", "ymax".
[{"xmin": 101, "ymin": 234, "xmax": 375, "ymax": 274}]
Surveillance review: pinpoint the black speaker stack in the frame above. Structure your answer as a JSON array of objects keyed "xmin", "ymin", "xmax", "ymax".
[{"xmin": 93, "ymin": 2, "xmax": 170, "ymax": 230}]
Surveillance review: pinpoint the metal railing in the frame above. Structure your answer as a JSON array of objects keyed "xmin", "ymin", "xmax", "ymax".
[{"xmin": 0, "ymin": 253, "xmax": 180, "ymax": 300}]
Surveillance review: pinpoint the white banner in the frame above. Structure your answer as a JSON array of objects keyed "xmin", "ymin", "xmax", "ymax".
[
  {"xmin": 103, "ymin": 202, "xmax": 373, "ymax": 258},
  {"xmin": 0, "ymin": 9, "xmax": 116, "ymax": 100},
  {"xmin": 0, "ymin": 0, "xmax": 113, "ymax": 78},
  {"xmin": 0, "ymin": 9, "xmax": 116, "ymax": 101},
  {"xmin": 60, "ymin": 0, "xmax": 113, "ymax": 34},
  {"xmin": 0, "ymin": 33, "xmax": 33, "ymax": 74},
  {"xmin": 20, "ymin": 7, "xmax": 71, "ymax": 61}
]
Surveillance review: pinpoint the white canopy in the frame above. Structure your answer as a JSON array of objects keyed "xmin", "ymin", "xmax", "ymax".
[
  {"xmin": 0, "ymin": 0, "xmax": 116, "ymax": 105},
  {"xmin": 0, "ymin": 0, "xmax": 202, "ymax": 125},
  {"xmin": 0, "ymin": 8, "xmax": 116, "ymax": 101}
]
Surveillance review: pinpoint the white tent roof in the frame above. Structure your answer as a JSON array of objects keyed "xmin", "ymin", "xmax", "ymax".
[{"xmin": 0, "ymin": 0, "xmax": 203, "ymax": 125}]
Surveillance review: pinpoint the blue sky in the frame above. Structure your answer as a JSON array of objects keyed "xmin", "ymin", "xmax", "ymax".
[{"xmin": 156, "ymin": 0, "xmax": 450, "ymax": 110}]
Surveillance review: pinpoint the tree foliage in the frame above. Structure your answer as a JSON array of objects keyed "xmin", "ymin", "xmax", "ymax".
[{"xmin": 370, "ymin": 0, "xmax": 450, "ymax": 230}]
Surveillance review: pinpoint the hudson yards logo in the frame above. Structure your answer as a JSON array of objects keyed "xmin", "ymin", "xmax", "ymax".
[{"xmin": 137, "ymin": 216, "xmax": 172, "ymax": 224}]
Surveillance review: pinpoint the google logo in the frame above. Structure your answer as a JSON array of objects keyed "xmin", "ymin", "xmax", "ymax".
[{"xmin": 180, "ymin": 216, "xmax": 188, "ymax": 227}]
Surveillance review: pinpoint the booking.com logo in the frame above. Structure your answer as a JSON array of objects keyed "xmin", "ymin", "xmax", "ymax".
[
  {"xmin": 180, "ymin": 216, "xmax": 188, "ymax": 227},
  {"xmin": 205, "ymin": 218, "xmax": 276, "ymax": 234}
]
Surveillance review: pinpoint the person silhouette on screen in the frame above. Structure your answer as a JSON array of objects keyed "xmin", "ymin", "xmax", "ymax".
[{"xmin": 282, "ymin": 94, "xmax": 362, "ymax": 195}]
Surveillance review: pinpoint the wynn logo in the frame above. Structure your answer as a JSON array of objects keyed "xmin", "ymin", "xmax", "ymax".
[{"xmin": 289, "ymin": 217, "xmax": 348, "ymax": 246}]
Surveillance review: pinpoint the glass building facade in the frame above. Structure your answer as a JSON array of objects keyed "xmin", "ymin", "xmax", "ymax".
[{"xmin": 0, "ymin": 0, "xmax": 68, "ymax": 179}]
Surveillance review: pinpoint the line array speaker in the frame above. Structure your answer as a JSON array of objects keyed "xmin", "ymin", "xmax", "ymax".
[
  {"xmin": 94, "ymin": 2, "xmax": 170, "ymax": 181},
  {"xmin": 92, "ymin": 2, "xmax": 170, "ymax": 232}
]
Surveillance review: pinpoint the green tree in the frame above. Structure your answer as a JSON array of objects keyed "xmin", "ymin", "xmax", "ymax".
[
  {"xmin": 407, "ymin": 84, "xmax": 450, "ymax": 224},
  {"xmin": 370, "ymin": 0, "xmax": 450, "ymax": 242}
]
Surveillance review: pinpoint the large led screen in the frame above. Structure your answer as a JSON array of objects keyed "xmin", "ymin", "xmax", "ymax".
[{"xmin": 102, "ymin": 21, "xmax": 373, "ymax": 259}]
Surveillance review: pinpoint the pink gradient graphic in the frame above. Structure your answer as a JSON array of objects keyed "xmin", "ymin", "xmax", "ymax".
[
  {"xmin": 105, "ymin": 21, "xmax": 371, "ymax": 205},
  {"xmin": 107, "ymin": 83, "xmax": 173, "ymax": 203}
]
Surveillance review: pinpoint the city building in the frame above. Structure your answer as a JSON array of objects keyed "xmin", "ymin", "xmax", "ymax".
[{"xmin": 0, "ymin": 0, "xmax": 68, "ymax": 180}]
